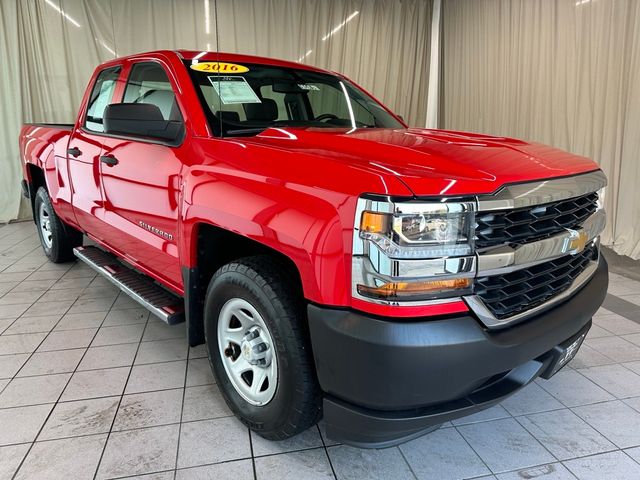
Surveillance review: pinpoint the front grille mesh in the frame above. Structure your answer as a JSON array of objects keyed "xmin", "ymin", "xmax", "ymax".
[
  {"xmin": 474, "ymin": 244, "xmax": 598, "ymax": 320},
  {"xmin": 475, "ymin": 193, "xmax": 598, "ymax": 249}
]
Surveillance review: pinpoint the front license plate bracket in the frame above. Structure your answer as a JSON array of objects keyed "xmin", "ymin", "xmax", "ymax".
[{"xmin": 539, "ymin": 330, "xmax": 588, "ymax": 379}]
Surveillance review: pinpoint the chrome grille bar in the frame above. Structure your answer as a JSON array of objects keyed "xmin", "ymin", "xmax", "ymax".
[{"xmin": 476, "ymin": 170, "xmax": 606, "ymax": 211}]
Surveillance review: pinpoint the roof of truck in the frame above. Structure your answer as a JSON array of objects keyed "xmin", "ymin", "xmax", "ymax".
[
  {"xmin": 179, "ymin": 50, "xmax": 327, "ymax": 71},
  {"xmin": 104, "ymin": 49, "xmax": 333, "ymax": 75}
]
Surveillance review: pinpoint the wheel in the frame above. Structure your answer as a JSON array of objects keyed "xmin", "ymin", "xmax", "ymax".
[
  {"xmin": 204, "ymin": 255, "xmax": 322, "ymax": 440},
  {"xmin": 34, "ymin": 187, "xmax": 82, "ymax": 263}
]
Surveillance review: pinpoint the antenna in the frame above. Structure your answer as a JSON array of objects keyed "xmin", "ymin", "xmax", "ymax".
[{"xmin": 214, "ymin": 0, "xmax": 222, "ymax": 136}]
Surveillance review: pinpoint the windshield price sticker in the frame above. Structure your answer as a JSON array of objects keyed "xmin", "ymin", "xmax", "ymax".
[
  {"xmin": 191, "ymin": 62, "xmax": 249, "ymax": 73},
  {"xmin": 208, "ymin": 76, "xmax": 261, "ymax": 105}
]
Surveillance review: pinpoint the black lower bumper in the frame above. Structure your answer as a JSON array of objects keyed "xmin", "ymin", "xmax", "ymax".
[{"xmin": 308, "ymin": 256, "xmax": 608, "ymax": 448}]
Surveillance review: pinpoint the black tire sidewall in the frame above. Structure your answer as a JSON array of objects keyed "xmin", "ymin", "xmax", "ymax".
[
  {"xmin": 34, "ymin": 188, "xmax": 54, "ymax": 258},
  {"xmin": 204, "ymin": 269, "xmax": 306, "ymax": 433},
  {"xmin": 33, "ymin": 187, "xmax": 80, "ymax": 263}
]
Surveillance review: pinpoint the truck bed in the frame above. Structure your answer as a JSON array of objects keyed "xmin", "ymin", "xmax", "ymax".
[
  {"xmin": 19, "ymin": 123, "xmax": 75, "ymax": 209},
  {"xmin": 20, "ymin": 123, "xmax": 74, "ymax": 168},
  {"xmin": 23, "ymin": 123, "xmax": 74, "ymax": 129}
]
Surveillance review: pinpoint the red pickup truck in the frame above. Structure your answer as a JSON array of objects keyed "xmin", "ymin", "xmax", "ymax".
[{"xmin": 19, "ymin": 50, "xmax": 608, "ymax": 448}]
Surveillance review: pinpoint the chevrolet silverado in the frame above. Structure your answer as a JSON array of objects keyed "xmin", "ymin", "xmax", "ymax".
[{"xmin": 19, "ymin": 50, "xmax": 608, "ymax": 447}]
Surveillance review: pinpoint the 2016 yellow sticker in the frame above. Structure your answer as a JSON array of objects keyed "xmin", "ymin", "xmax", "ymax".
[{"xmin": 190, "ymin": 62, "xmax": 249, "ymax": 73}]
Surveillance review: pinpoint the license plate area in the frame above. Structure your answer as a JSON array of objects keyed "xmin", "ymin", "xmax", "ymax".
[{"xmin": 540, "ymin": 332, "xmax": 587, "ymax": 379}]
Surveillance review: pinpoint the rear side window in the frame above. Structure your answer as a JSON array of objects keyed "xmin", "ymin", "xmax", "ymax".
[
  {"xmin": 123, "ymin": 62, "xmax": 183, "ymax": 122},
  {"xmin": 85, "ymin": 66, "xmax": 121, "ymax": 132}
]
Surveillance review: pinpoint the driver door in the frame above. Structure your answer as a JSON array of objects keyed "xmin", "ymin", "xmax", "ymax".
[{"xmin": 97, "ymin": 61, "xmax": 185, "ymax": 289}]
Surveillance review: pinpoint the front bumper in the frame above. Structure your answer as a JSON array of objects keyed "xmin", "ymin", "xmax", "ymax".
[{"xmin": 308, "ymin": 256, "xmax": 608, "ymax": 448}]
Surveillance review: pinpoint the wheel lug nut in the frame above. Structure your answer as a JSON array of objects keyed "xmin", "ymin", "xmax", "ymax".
[{"xmin": 248, "ymin": 329, "xmax": 260, "ymax": 340}]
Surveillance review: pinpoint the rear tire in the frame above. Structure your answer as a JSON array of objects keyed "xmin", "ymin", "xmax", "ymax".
[
  {"xmin": 204, "ymin": 255, "xmax": 322, "ymax": 440},
  {"xmin": 34, "ymin": 187, "xmax": 82, "ymax": 263}
]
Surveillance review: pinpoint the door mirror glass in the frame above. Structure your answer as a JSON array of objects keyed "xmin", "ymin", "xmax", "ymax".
[{"xmin": 103, "ymin": 103, "xmax": 184, "ymax": 143}]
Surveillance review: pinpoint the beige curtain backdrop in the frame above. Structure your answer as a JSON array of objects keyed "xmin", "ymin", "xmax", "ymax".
[
  {"xmin": 0, "ymin": 0, "xmax": 431, "ymax": 223},
  {"xmin": 442, "ymin": 0, "xmax": 640, "ymax": 260},
  {"xmin": 0, "ymin": 0, "xmax": 22, "ymax": 223},
  {"xmin": 1, "ymin": 0, "xmax": 119, "ymax": 223},
  {"xmin": 112, "ymin": 0, "xmax": 432, "ymax": 125}
]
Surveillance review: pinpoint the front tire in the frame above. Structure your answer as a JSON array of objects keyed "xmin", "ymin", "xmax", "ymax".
[
  {"xmin": 34, "ymin": 187, "xmax": 82, "ymax": 263},
  {"xmin": 204, "ymin": 255, "xmax": 321, "ymax": 440}
]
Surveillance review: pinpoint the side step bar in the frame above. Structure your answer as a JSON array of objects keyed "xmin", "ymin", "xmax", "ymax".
[{"xmin": 74, "ymin": 246, "xmax": 185, "ymax": 325}]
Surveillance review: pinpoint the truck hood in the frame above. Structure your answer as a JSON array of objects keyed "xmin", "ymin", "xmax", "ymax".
[{"xmin": 245, "ymin": 127, "xmax": 600, "ymax": 196}]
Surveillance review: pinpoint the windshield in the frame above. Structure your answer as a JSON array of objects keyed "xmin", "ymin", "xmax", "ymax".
[{"xmin": 184, "ymin": 61, "xmax": 403, "ymax": 137}]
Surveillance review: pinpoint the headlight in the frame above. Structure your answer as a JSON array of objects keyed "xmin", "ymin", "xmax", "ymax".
[
  {"xmin": 359, "ymin": 202, "xmax": 474, "ymax": 259},
  {"xmin": 352, "ymin": 198, "xmax": 476, "ymax": 305}
]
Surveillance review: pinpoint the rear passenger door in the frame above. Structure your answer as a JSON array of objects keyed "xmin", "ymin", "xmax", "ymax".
[
  {"xmin": 68, "ymin": 65, "xmax": 121, "ymax": 235},
  {"xmin": 98, "ymin": 61, "xmax": 185, "ymax": 289}
]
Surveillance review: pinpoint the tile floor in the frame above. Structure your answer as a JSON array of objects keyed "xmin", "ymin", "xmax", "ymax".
[{"xmin": 1, "ymin": 220, "xmax": 640, "ymax": 480}]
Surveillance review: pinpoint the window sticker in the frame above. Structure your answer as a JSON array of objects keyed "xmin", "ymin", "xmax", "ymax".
[
  {"xmin": 208, "ymin": 76, "xmax": 261, "ymax": 105},
  {"xmin": 191, "ymin": 62, "xmax": 249, "ymax": 73},
  {"xmin": 297, "ymin": 84, "xmax": 320, "ymax": 91}
]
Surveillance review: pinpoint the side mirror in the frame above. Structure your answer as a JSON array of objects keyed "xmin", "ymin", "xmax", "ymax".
[{"xmin": 103, "ymin": 103, "xmax": 183, "ymax": 143}]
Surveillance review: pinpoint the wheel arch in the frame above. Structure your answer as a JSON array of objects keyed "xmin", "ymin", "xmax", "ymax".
[
  {"xmin": 182, "ymin": 222, "xmax": 309, "ymax": 347},
  {"xmin": 26, "ymin": 163, "xmax": 47, "ymax": 218}
]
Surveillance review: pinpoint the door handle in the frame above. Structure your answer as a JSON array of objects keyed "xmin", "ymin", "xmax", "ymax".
[
  {"xmin": 100, "ymin": 155, "xmax": 119, "ymax": 167},
  {"xmin": 67, "ymin": 147, "xmax": 82, "ymax": 157}
]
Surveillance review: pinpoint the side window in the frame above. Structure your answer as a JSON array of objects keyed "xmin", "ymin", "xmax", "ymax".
[
  {"xmin": 123, "ymin": 62, "xmax": 183, "ymax": 122},
  {"xmin": 350, "ymin": 99, "xmax": 376, "ymax": 126},
  {"xmin": 85, "ymin": 66, "xmax": 121, "ymax": 132}
]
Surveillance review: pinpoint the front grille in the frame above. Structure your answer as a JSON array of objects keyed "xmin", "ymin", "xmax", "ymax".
[
  {"xmin": 474, "ymin": 244, "xmax": 598, "ymax": 319},
  {"xmin": 475, "ymin": 193, "xmax": 598, "ymax": 249}
]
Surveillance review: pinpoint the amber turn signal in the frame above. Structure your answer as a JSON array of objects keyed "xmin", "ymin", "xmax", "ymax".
[
  {"xmin": 357, "ymin": 278, "xmax": 471, "ymax": 299},
  {"xmin": 360, "ymin": 211, "xmax": 390, "ymax": 234}
]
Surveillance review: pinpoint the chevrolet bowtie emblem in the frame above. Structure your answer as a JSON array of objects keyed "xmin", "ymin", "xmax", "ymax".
[{"xmin": 567, "ymin": 229, "xmax": 588, "ymax": 254}]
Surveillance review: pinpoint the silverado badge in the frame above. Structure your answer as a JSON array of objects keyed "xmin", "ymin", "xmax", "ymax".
[{"xmin": 139, "ymin": 221, "xmax": 173, "ymax": 241}]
